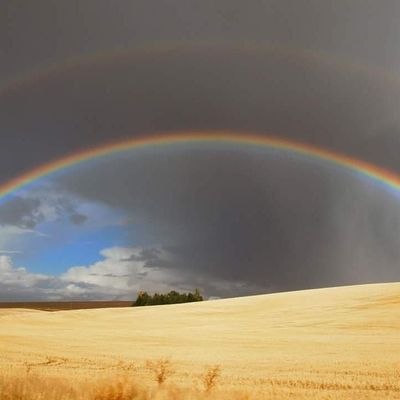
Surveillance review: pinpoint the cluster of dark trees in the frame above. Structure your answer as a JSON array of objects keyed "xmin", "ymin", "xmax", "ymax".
[{"xmin": 134, "ymin": 289, "xmax": 203, "ymax": 306}]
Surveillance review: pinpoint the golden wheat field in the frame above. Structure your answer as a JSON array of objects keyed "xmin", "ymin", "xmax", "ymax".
[{"xmin": 0, "ymin": 282, "xmax": 399, "ymax": 399}]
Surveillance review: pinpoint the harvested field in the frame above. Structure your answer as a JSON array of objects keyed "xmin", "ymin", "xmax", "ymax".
[{"xmin": 1, "ymin": 283, "xmax": 399, "ymax": 399}]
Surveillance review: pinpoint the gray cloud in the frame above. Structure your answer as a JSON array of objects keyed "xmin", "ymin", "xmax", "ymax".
[
  {"xmin": 69, "ymin": 212, "xmax": 88, "ymax": 225},
  {"xmin": 1, "ymin": 42, "xmax": 400, "ymax": 183},
  {"xmin": 2, "ymin": 1, "xmax": 400, "ymax": 79},
  {"xmin": 51, "ymin": 146, "xmax": 400, "ymax": 296},
  {"xmin": 0, "ymin": 194, "xmax": 88, "ymax": 228},
  {"xmin": 0, "ymin": 197, "xmax": 43, "ymax": 229}
]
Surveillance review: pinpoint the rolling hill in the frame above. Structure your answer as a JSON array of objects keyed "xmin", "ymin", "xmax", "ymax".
[{"xmin": 0, "ymin": 282, "xmax": 399, "ymax": 399}]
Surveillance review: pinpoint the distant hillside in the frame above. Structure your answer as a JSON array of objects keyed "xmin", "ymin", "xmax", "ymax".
[{"xmin": 0, "ymin": 301, "xmax": 133, "ymax": 311}]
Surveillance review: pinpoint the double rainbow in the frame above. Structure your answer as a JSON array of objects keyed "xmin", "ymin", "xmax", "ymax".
[
  {"xmin": 2, "ymin": 42, "xmax": 400, "ymax": 201},
  {"xmin": 1, "ymin": 131, "xmax": 400, "ymax": 202}
]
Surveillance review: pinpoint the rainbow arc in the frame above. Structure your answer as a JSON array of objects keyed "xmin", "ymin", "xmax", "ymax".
[{"xmin": 1, "ymin": 131, "xmax": 400, "ymax": 202}]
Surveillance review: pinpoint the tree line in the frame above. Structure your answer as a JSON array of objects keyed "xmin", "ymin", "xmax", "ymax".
[{"xmin": 134, "ymin": 289, "xmax": 203, "ymax": 306}]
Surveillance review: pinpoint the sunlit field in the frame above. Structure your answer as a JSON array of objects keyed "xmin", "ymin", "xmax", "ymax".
[{"xmin": 1, "ymin": 283, "xmax": 399, "ymax": 399}]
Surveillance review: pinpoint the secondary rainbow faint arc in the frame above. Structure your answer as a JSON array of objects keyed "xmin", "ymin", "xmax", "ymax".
[
  {"xmin": 1, "ymin": 131, "xmax": 400, "ymax": 202},
  {"xmin": 2, "ymin": 41, "xmax": 400, "ymax": 98}
]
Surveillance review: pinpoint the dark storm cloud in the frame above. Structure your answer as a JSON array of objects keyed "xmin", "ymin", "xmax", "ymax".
[
  {"xmin": 0, "ymin": 195, "xmax": 88, "ymax": 228},
  {"xmin": 54, "ymin": 197, "xmax": 88, "ymax": 225},
  {"xmin": 1, "ymin": 44, "xmax": 400, "ymax": 182},
  {"xmin": 122, "ymin": 248, "xmax": 163, "ymax": 266},
  {"xmin": 1, "ymin": 2, "xmax": 400, "ymax": 182},
  {"xmin": 2, "ymin": 1, "xmax": 400, "ymax": 79},
  {"xmin": 69, "ymin": 213, "xmax": 88, "ymax": 225},
  {"xmin": 2, "ymin": 1, "xmax": 400, "ymax": 296},
  {"xmin": 0, "ymin": 196, "xmax": 43, "ymax": 229},
  {"xmin": 55, "ymin": 147, "xmax": 400, "ymax": 296}
]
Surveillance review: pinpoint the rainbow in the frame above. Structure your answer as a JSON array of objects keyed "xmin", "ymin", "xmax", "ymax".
[
  {"xmin": 1, "ymin": 131, "xmax": 400, "ymax": 202},
  {"xmin": 1, "ymin": 41, "xmax": 399, "ymax": 99}
]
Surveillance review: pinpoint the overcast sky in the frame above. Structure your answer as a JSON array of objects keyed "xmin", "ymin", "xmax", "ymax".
[{"xmin": 1, "ymin": 1, "xmax": 400, "ymax": 300}]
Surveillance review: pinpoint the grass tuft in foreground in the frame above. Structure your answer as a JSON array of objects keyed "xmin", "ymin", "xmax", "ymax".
[{"xmin": 0, "ymin": 371, "xmax": 256, "ymax": 400}]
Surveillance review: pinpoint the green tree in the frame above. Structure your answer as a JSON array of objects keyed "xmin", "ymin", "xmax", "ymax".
[
  {"xmin": 135, "ymin": 291, "xmax": 151, "ymax": 306},
  {"xmin": 134, "ymin": 289, "xmax": 204, "ymax": 307}
]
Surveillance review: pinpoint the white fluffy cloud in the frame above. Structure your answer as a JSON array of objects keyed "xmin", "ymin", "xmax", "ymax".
[
  {"xmin": 0, "ymin": 245, "xmax": 260, "ymax": 301},
  {"xmin": 0, "ymin": 255, "xmax": 48, "ymax": 286},
  {"xmin": 0, "ymin": 247, "xmax": 199, "ymax": 301},
  {"xmin": 0, "ymin": 255, "xmax": 58, "ymax": 300},
  {"xmin": 60, "ymin": 246, "xmax": 192, "ymax": 298}
]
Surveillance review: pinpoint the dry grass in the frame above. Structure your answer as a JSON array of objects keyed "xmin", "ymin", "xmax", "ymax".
[
  {"xmin": 1, "ymin": 366, "xmax": 400, "ymax": 400},
  {"xmin": 0, "ymin": 283, "xmax": 400, "ymax": 399},
  {"xmin": 0, "ymin": 370, "xmax": 257, "ymax": 400},
  {"xmin": 146, "ymin": 358, "xmax": 174, "ymax": 385},
  {"xmin": 202, "ymin": 365, "xmax": 222, "ymax": 392}
]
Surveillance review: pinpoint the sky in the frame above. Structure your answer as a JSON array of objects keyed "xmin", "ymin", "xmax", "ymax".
[{"xmin": 1, "ymin": 1, "xmax": 400, "ymax": 300}]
